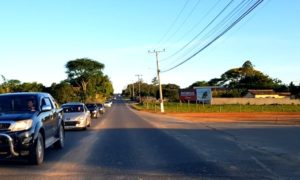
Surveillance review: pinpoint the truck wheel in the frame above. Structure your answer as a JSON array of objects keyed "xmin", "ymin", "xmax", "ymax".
[
  {"xmin": 54, "ymin": 124, "xmax": 64, "ymax": 149},
  {"xmin": 29, "ymin": 133, "xmax": 44, "ymax": 165}
]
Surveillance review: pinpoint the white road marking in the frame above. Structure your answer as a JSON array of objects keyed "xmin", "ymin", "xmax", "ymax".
[{"xmin": 251, "ymin": 156, "xmax": 278, "ymax": 178}]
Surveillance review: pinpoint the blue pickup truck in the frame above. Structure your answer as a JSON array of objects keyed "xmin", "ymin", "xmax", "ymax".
[{"xmin": 0, "ymin": 92, "xmax": 64, "ymax": 165}]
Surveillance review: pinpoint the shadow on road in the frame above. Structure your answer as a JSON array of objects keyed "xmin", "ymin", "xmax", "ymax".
[{"xmin": 0, "ymin": 100, "xmax": 299, "ymax": 179}]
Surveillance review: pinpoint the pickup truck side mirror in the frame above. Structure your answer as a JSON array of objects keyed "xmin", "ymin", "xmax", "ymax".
[{"xmin": 41, "ymin": 105, "xmax": 52, "ymax": 112}]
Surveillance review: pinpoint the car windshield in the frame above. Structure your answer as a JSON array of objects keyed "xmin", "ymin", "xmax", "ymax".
[
  {"xmin": 0, "ymin": 95, "xmax": 38, "ymax": 113},
  {"xmin": 62, "ymin": 105, "xmax": 84, "ymax": 113},
  {"xmin": 85, "ymin": 104, "xmax": 96, "ymax": 109}
]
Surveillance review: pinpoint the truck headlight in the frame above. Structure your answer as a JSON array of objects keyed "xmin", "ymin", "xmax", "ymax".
[{"xmin": 9, "ymin": 119, "xmax": 33, "ymax": 132}]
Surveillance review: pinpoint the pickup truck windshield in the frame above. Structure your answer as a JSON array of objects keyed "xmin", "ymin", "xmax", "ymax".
[{"xmin": 0, "ymin": 95, "xmax": 38, "ymax": 112}]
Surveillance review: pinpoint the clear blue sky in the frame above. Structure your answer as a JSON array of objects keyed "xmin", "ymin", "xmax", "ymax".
[{"xmin": 0, "ymin": 0, "xmax": 299, "ymax": 93}]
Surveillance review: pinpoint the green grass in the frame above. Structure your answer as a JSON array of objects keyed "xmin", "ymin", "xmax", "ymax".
[{"xmin": 134, "ymin": 102, "xmax": 300, "ymax": 113}]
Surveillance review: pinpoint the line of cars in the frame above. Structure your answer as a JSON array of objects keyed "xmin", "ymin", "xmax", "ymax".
[
  {"xmin": 0, "ymin": 92, "xmax": 112, "ymax": 165},
  {"xmin": 62, "ymin": 102, "xmax": 109, "ymax": 130}
]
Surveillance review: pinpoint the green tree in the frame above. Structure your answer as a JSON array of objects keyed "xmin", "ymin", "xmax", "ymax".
[
  {"xmin": 188, "ymin": 81, "xmax": 209, "ymax": 88},
  {"xmin": 220, "ymin": 68, "xmax": 243, "ymax": 87},
  {"xmin": 208, "ymin": 78, "xmax": 223, "ymax": 86},
  {"xmin": 289, "ymin": 82, "xmax": 300, "ymax": 98},
  {"xmin": 189, "ymin": 60, "xmax": 287, "ymax": 97},
  {"xmin": 6, "ymin": 79, "xmax": 21, "ymax": 92},
  {"xmin": 220, "ymin": 60, "xmax": 283, "ymax": 90},
  {"xmin": 242, "ymin": 60, "xmax": 254, "ymax": 69},
  {"xmin": 15, "ymin": 82, "xmax": 45, "ymax": 92},
  {"xmin": 66, "ymin": 58, "xmax": 105, "ymax": 102},
  {"xmin": 50, "ymin": 81, "xmax": 79, "ymax": 104},
  {"xmin": 87, "ymin": 75, "xmax": 114, "ymax": 100},
  {"xmin": 0, "ymin": 75, "xmax": 44, "ymax": 93},
  {"xmin": 151, "ymin": 77, "xmax": 158, "ymax": 86},
  {"xmin": 121, "ymin": 82, "xmax": 159, "ymax": 100},
  {"xmin": 0, "ymin": 75, "xmax": 9, "ymax": 93},
  {"xmin": 162, "ymin": 83, "xmax": 180, "ymax": 102}
]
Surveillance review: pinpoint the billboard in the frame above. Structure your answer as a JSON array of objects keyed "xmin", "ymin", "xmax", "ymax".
[
  {"xmin": 179, "ymin": 89, "xmax": 196, "ymax": 102},
  {"xmin": 195, "ymin": 87, "xmax": 212, "ymax": 104}
]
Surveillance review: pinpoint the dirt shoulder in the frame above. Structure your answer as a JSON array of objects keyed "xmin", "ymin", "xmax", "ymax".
[
  {"xmin": 130, "ymin": 103, "xmax": 300, "ymax": 124},
  {"xmin": 165, "ymin": 112, "xmax": 300, "ymax": 124}
]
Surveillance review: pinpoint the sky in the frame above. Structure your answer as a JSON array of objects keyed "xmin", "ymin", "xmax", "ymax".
[{"xmin": 0, "ymin": 0, "xmax": 299, "ymax": 93}]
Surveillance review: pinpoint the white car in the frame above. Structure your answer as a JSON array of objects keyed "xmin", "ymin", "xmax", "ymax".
[
  {"xmin": 62, "ymin": 102, "xmax": 91, "ymax": 130},
  {"xmin": 104, "ymin": 101, "xmax": 112, "ymax": 107}
]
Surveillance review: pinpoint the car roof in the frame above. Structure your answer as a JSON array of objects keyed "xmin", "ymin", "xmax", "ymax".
[
  {"xmin": 61, "ymin": 102, "xmax": 85, "ymax": 106},
  {"xmin": 0, "ymin": 92, "xmax": 52, "ymax": 99}
]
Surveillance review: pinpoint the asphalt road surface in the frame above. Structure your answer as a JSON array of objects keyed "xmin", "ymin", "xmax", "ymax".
[{"xmin": 0, "ymin": 99, "xmax": 300, "ymax": 179}]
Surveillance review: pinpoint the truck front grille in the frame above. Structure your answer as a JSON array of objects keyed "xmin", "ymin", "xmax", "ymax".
[{"xmin": 0, "ymin": 123, "xmax": 11, "ymax": 130}]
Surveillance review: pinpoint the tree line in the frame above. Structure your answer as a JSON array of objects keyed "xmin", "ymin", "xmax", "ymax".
[
  {"xmin": 0, "ymin": 58, "xmax": 114, "ymax": 104},
  {"xmin": 122, "ymin": 60, "xmax": 300, "ymax": 101}
]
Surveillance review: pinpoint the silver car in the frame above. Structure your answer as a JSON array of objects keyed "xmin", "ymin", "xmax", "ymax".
[
  {"xmin": 104, "ymin": 100, "xmax": 112, "ymax": 108},
  {"xmin": 62, "ymin": 102, "xmax": 91, "ymax": 130}
]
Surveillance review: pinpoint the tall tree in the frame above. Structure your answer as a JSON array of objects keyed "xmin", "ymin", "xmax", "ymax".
[
  {"xmin": 188, "ymin": 81, "xmax": 209, "ymax": 88},
  {"xmin": 189, "ymin": 60, "xmax": 286, "ymax": 97},
  {"xmin": 219, "ymin": 60, "xmax": 282, "ymax": 90},
  {"xmin": 242, "ymin": 60, "xmax": 254, "ymax": 69},
  {"xmin": 66, "ymin": 58, "xmax": 105, "ymax": 102},
  {"xmin": 87, "ymin": 75, "xmax": 114, "ymax": 100}
]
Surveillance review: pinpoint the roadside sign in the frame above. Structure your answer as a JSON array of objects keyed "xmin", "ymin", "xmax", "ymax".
[
  {"xmin": 179, "ymin": 89, "xmax": 197, "ymax": 102},
  {"xmin": 195, "ymin": 87, "xmax": 212, "ymax": 104}
]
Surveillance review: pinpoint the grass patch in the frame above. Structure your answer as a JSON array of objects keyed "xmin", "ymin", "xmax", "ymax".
[{"xmin": 136, "ymin": 102, "xmax": 300, "ymax": 113}]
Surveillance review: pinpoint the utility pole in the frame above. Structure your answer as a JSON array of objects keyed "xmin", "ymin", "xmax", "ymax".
[
  {"xmin": 148, "ymin": 49, "xmax": 165, "ymax": 113},
  {"xmin": 135, "ymin": 74, "xmax": 142, "ymax": 103},
  {"xmin": 132, "ymin": 81, "xmax": 135, "ymax": 100}
]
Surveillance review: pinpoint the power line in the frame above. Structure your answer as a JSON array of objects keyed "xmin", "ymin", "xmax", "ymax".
[
  {"xmin": 161, "ymin": 0, "xmax": 202, "ymax": 47},
  {"xmin": 195, "ymin": 0, "xmax": 253, "ymax": 43},
  {"xmin": 161, "ymin": 0, "xmax": 234, "ymax": 62},
  {"xmin": 162, "ymin": 0, "xmax": 264, "ymax": 73},
  {"xmin": 165, "ymin": 0, "xmax": 252, "ymax": 66},
  {"xmin": 161, "ymin": 0, "xmax": 222, "ymax": 57},
  {"xmin": 162, "ymin": 0, "xmax": 257, "ymax": 70},
  {"xmin": 155, "ymin": 0, "xmax": 189, "ymax": 47}
]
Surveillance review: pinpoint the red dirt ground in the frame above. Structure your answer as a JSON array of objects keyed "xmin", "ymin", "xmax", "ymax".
[{"xmin": 165, "ymin": 112, "xmax": 300, "ymax": 124}]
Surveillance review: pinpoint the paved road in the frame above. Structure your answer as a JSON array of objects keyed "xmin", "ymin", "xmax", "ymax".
[{"xmin": 0, "ymin": 99, "xmax": 300, "ymax": 179}]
